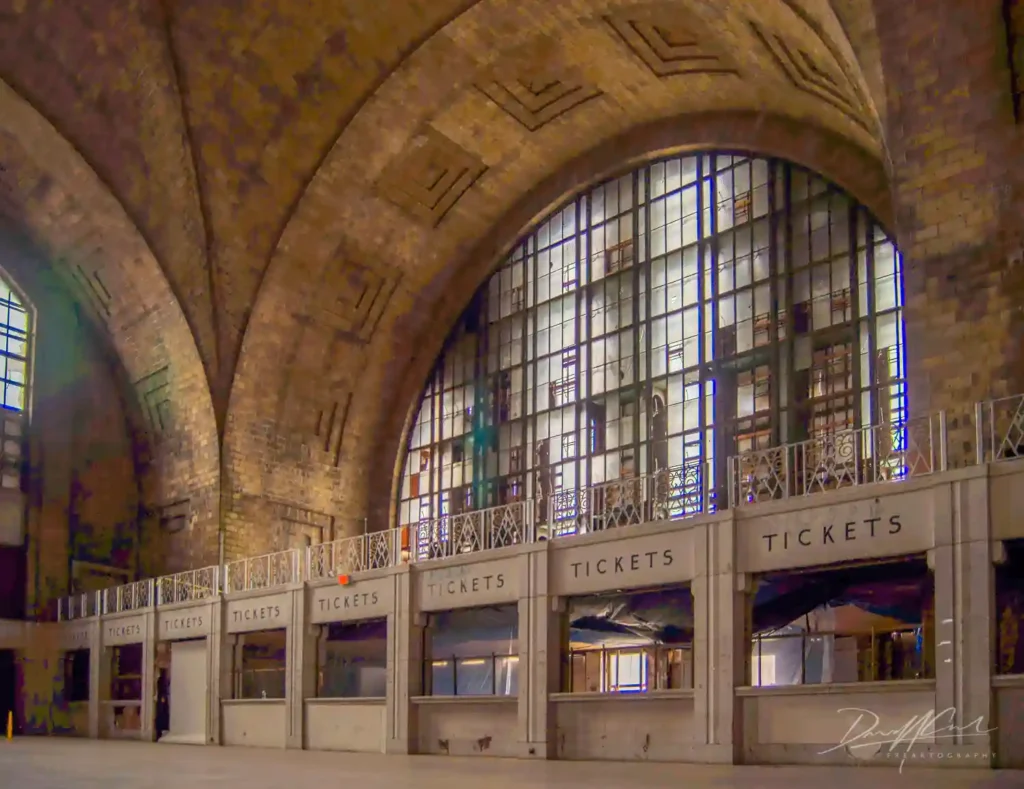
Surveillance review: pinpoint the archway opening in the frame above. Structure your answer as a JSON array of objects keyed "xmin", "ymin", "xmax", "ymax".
[{"xmin": 397, "ymin": 152, "xmax": 905, "ymax": 541}]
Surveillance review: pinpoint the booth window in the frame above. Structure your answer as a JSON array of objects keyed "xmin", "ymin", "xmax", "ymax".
[
  {"xmin": 424, "ymin": 606, "xmax": 519, "ymax": 697},
  {"xmin": 110, "ymin": 644, "xmax": 142, "ymax": 701},
  {"xmin": 995, "ymin": 538, "xmax": 1024, "ymax": 675},
  {"xmin": 233, "ymin": 630, "xmax": 287, "ymax": 699},
  {"xmin": 749, "ymin": 557, "xmax": 933, "ymax": 686},
  {"xmin": 63, "ymin": 649, "xmax": 90, "ymax": 702},
  {"xmin": 317, "ymin": 620, "xmax": 387, "ymax": 698},
  {"xmin": 563, "ymin": 587, "xmax": 694, "ymax": 694},
  {"xmin": 109, "ymin": 643, "xmax": 143, "ymax": 733}
]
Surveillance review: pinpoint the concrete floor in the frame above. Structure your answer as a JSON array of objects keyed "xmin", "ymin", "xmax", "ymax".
[{"xmin": 0, "ymin": 740, "xmax": 1021, "ymax": 789}]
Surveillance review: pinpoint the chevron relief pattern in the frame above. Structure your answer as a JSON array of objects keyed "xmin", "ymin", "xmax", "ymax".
[
  {"xmin": 608, "ymin": 10, "xmax": 738, "ymax": 77},
  {"xmin": 377, "ymin": 128, "xmax": 486, "ymax": 227},
  {"xmin": 478, "ymin": 65, "xmax": 602, "ymax": 132},
  {"xmin": 134, "ymin": 365, "xmax": 172, "ymax": 436},
  {"xmin": 749, "ymin": 20, "xmax": 868, "ymax": 129}
]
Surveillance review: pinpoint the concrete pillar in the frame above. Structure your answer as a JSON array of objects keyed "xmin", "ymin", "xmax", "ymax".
[
  {"xmin": 693, "ymin": 514, "xmax": 747, "ymax": 763},
  {"xmin": 139, "ymin": 609, "xmax": 156, "ymax": 742},
  {"xmin": 286, "ymin": 588, "xmax": 315, "ymax": 749},
  {"xmin": 929, "ymin": 473, "xmax": 996, "ymax": 755},
  {"xmin": 205, "ymin": 597, "xmax": 225, "ymax": 744},
  {"xmin": 386, "ymin": 566, "xmax": 423, "ymax": 754},
  {"xmin": 87, "ymin": 618, "xmax": 101, "ymax": 738},
  {"xmin": 518, "ymin": 544, "xmax": 563, "ymax": 758},
  {"xmin": 214, "ymin": 629, "xmax": 237, "ymax": 744}
]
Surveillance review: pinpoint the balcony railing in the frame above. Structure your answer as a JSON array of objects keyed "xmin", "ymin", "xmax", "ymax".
[
  {"xmin": 100, "ymin": 579, "xmax": 154, "ymax": 615},
  {"xmin": 57, "ymin": 592, "xmax": 98, "ymax": 622},
  {"xmin": 307, "ymin": 530, "xmax": 399, "ymax": 581},
  {"xmin": 411, "ymin": 501, "xmax": 532, "ymax": 562},
  {"xmin": 546, "ymin": 460, "xmax": 711, "ymax": 539},
  {"xmin": 224, "ymin": 549, "xmax": 300, "ymax": 594},
  {"xmin": 156, "ymin": 565, "xmax": 221, "ymax": 606},
  {"xmin": 44, "ymin": 398, "xmax": 985, "ymax": 619},
  {"xmin": 976, "ymin": 394, "xmax": 1024, "ymax": 464},
  {"xmin": 729, "ymin": 413, "xmax": 946, "ymax": 507}
]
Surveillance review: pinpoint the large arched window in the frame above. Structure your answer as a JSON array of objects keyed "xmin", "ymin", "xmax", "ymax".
[
  {"xmin": 0, "ymin": 277, "xmax": 29, "ymax": 490},
  {"xmin": 398, "ymin": 154, "xmax": 904, "ymax": 538}
]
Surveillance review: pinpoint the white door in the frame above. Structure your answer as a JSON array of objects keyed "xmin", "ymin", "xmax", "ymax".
[{"xmin": 162, "ymin": 639, "xmax": 207, "ymax": 745}]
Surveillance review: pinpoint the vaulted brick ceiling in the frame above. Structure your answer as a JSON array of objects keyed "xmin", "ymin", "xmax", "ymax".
[{"xmin": 0, "ymin": 0, "xmax": 890, "ymax": 553}]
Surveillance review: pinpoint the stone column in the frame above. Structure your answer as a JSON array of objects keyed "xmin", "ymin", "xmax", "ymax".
[
  {"xmin": 929, "ymin": 472, "xmax": 997, "ymax": 756},
  {"xmin": 693, "ymin": 514, "xmax": 748, "ymax": 763},
  {"xmin": 139, "ymin": 608, "xmax": 157, "ymax": 742},
  {"xmin": 386, "ymin": 566, "xmax": 423, "ymax": 754},
  {"xmin": 518, "ymin": 543, "xmax": 562, "ymax": 759},
  {"xmin": 214, "ymin": 626, "xmax": 238, "ymax": 744},
  {"xmin": 87, "ymin": 617, "xmax": 102, "ymax": 738},
  {"xmin": 286, "ymin": 587, "xmax": 315, "ymax": 749}
]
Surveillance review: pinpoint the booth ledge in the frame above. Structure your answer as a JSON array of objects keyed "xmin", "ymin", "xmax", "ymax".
[
  {"xmin": 304, "ymin": 697, "xmax": 385, "ymax": 706},
  {"xmin": 735, "ymin": 679, "xmax": 936, "ymax": 697},
  {"xmin": 411, "ymin": 695, "xmax": 517, "ymax": 705},
  {"xmin": 550, "ymin": 689, "xmax": 695, "ymax": 702},
  {"xmin": 220, "ymin": 698, "xmax": 286, "ymax": 705}
]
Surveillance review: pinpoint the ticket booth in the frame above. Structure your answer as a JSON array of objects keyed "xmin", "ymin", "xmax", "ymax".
[
  {"xmin": 100, "ymin": 613, "xmax": 150, "ymax": 739},
  {"xmin": 220, "ymin": 592, "xmax": 292, "ymax": 748},
  {"xmin": 57, "ymin": 623, "xmax": 93, "ymax": 737},
  {"xmin": 305, "ymin": 574, "xmax": 392, "ymax": 752}
]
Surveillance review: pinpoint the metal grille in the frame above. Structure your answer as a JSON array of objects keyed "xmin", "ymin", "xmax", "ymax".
[
  {"xmin": 729, "ymin": 413, "xmax": 945, "ymax": 506},
  {"xmin": 156, "ymin": 565, "xmax": 220, "ymax": 605},
  {"xmin": 306, "ymin": 530, "xmax": 397, "ymax": 581},
  {"xmin": 224, "ymin": 550, "xmax": 299, "ymax": 593}
]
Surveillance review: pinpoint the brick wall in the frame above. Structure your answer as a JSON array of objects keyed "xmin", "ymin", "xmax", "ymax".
[
  {"xmin": 24, "ymin": 285, "xmax": 145, "ymax": 618},
  {"xmin": 0, "ymin": 225, "xmax": 146, "ymax": 618},
  {"xmin": 875, "ymin": 0, "xmax": 1024, "ymax": 466}
]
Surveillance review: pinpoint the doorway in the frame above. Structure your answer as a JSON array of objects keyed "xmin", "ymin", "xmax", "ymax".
[
  {"xmin": 0, "ymin": 649, "xmax": 17, "ymax": 735},
  {"xmin": 157, "ymin": 639, "xmax": 207, "ymax": 744}
]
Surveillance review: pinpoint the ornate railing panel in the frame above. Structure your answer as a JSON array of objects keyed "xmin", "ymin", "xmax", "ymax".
[
  {"xmin": 976, "ymin": 394, "xmax": 1024, "ymax": 464},
  {"xmin": 411, "ymin": 501, "xmax": 532, "ymax": 562},
  {"xmin": 729, "ymin": 413, "xmax": 946, "ymax": 507},
  {"xmin": 307, "ymin": 530, "xmax": 398, "ymax": 581},
  {"xmin": 653, "ymin": 460, "xmax": 712, "ymax": 519},
  {"xmin": 57, "ymin": 592, "xmax": 97, "ymax": 621},
  {"xmin": 156, "ymin": 565, "xmax": 221, "ymax": 605},
  {"xmin": 100, "ymin": 578, "xmax": 155, "ymax": 614},
  {"xmin": 545, "ymin": 461, "xmax": 710, "ymax": 538},
  {"xmin": 536, "ymin": 488, "xmax": 589, "ymax": 539},
  {"xmin": 224, "ymin": 549, "xmax": 299, "ymax": 594}
]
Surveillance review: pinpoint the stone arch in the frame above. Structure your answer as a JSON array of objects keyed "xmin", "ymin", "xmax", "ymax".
[
  {"xmin": 226, "ymin": 0, "xmax": 890, "ymax": 548},
  {"xmin": 370, "ymin": 111, "xmax": 894, "ymax": 529},
  {"xmin": 0, "ymin": 78, "xmax": 220, "ymax": 570}
]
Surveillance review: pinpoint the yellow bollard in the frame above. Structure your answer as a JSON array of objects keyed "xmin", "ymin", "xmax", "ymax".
[{"xmin": 5, "ymin": 710, "xmax": 11, "ymax": 740}]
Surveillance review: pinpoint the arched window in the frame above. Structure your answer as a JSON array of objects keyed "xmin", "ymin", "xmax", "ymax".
[
  {"xmin": 0, "ymin": 277, "xmax": 29, "ymax": 490},
  {"xmin": 398, "ymin": 154, "xmax": 904, "ymax": 537}
]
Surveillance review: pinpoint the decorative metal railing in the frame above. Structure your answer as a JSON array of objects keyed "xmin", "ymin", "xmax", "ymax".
[
  {"xmin": 57, "ymin": 592, "xmax": 97, "ymax": 622},
  {"xmin": 156, "ymin": 565, "xmax": 221, "ymax": 605},
  {"xmin": 548, "ymin": 460, "xmax": 711, "ymax": 538},
  {"xmin": 976, "ymin": 394, "xmax": 1024, "ymax": 464},
  {"xmin": 100, "ymin": 579, "xmax": 154, "ymax": 615},
  {"xmin": 307, "ymin": 530, "xmax": 399, "ymax": 581},
  {"xmin": 224, "ymin": 549, "xmax": 300, "ymax": 594},
  {"xmin": 729, "ymin": 413, "xmax": 947, "ymax": 507},
  {"xmin": 44, "ymin": 399, "xmax": 985, "ymax": 619},
  {"xmin": 537, "ymin": 487, "xmax": 589, "ymax": 539},
  {"xmin": 411, "ymin": 501, "xmax": 532, "ymax": 562}
]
